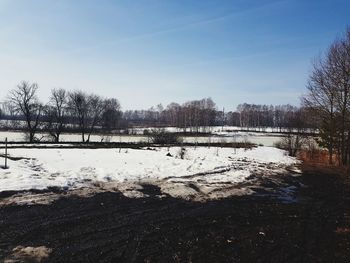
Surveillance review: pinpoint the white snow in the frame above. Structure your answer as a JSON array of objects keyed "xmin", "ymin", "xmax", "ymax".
[
  {"xmin": 0, "ymin": 130, "xmax": 284, "ymax": 146},
  {"xmin": 0, "ymin": 146, "xmax": 297, "ymax": 196}
]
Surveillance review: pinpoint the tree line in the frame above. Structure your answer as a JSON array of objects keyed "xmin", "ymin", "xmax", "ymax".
[
  {"xmin": 124, "ymin": 98, "xmax": 217, "ymax": 132},
  {"xmin": 123, "ymin": 101, "xmax": 312, "ymax": 133},
  {"xmin": 225, "ymin": 103, "xmax": 317, "ymax": 131},
  {"xmin": 0, "ymin": 82, "xmax": 314, "ymax": 143},
  {"xmin": 3, "ymin": 82, "xmax": 122, "ymax": 142}
]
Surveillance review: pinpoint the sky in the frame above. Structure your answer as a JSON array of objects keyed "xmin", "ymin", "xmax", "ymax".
[{"xmin": 0, "ymin": 0, "xmax": 349, "ymax": 111}]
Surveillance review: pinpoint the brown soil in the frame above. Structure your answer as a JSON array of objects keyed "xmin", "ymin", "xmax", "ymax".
[{"xmin": 0, "ymin": 167, "xmax": 350, "ymax": 263}]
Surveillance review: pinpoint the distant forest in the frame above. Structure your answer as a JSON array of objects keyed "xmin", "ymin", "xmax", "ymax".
[{"xmin": 0, "ymin": 91, "xmax": 313, "ymax": 134}]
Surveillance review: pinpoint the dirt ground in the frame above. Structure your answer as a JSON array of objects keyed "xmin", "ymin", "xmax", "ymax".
[{"xmin": 0, "ymin": 165, "xmax": 350, "ymax": 263}]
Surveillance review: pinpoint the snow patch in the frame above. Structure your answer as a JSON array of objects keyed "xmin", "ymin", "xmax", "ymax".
[{"xmin": 0, "ymin": 146, "xmax": 298, "ymax": 200}]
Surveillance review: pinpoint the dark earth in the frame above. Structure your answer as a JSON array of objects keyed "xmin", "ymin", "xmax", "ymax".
[{"xmin": 0, "ymin": 165, "xmax": 350, "ymax": 263}]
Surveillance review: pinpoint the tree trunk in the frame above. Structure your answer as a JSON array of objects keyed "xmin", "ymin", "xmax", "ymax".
[{"xmin": 29, "ymin": 131, "xmax": 34, "ymax": 143}]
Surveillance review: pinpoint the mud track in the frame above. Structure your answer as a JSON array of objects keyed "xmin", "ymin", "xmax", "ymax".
[{"xmin": 0, "ymin": 170, "xmax": 350, "ymax": 263}]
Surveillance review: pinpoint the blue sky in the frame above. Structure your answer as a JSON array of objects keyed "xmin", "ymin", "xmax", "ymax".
[{"xmin": 0, "ymin": 0, "xmax": 349, "ymax": 110}]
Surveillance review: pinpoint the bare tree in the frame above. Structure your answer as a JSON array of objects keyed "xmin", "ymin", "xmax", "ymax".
[
  {"xmin": 101, "ymin": 98, "xmax": 121, "ymax": 132},
  {"xmin": 46, "ymin": 88, "xmax": 67, "ymax": 142},
  {"xmin": 86, "ymin": 94, "xmax": 104, "ymax": 142},
  {"xmin": 303, "ymin": 28, "xmax": 350, "ymax": 165},
  {"xmin": 302, "ymin": 56, "xmax": 337, "ymax": 162},
  {"xmin": 7, "ymin": 81, "xmax": 43, "ymax": 142},
  {"xmin": 330, "ymin": 35, "xmax": 350, "ymax": 165},
  {"xmin": 68, "ymin": 91, "xmax": 104, "ymax": 142},
  {"xmin": 68, "ymin": 91, "xmax": 89, "ymax": 142}
]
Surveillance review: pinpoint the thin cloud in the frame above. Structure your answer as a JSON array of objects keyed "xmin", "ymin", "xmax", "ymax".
[
  {"xmin": 67, "ymin": 0, "xmax": 290, "ymax": 54},
  {"xmin": 166, "ymin": 40, "xmax": 317, "ymax": 69}
]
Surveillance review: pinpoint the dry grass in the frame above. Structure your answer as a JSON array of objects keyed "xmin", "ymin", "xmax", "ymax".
[{"xmin": 299, "ymin": 149, "xmax": 350, "ymax": 177}]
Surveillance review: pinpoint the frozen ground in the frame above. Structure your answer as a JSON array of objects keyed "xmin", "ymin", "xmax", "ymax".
[{"xmin": 0, "ymin": 146, "xmax": 298, "ymax": 201}]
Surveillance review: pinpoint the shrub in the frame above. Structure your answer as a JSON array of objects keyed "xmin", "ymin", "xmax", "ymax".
[
  {"xmin": 274, "ymin": 134, "xmax": 306, "ymax": 157},
  {"xmin": 149, "ymin": 128, "xmax": 182, "ymax": 145}
]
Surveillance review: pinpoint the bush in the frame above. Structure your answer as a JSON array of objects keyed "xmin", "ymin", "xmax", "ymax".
[
  {"xmin": 274, "ymin": 134, "xmax": 306, "ymax": 157},
  {"xmin": 149, "ymin": 128, "xmax": 182, "ymax": 145}
]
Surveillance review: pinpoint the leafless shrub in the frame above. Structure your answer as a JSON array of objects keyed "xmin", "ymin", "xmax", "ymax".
[{"xmin": 149, "ymin": 128, "xmax": 182, "ymax": 145}]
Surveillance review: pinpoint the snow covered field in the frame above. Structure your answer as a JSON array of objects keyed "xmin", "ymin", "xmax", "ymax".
[
  {"xmin": 0, "ymin": 146, "xmax": 298, "ymax": 200},
  {"xmin": 0, "ymin": 130, "xmax": 284, "ymax": 146}
]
